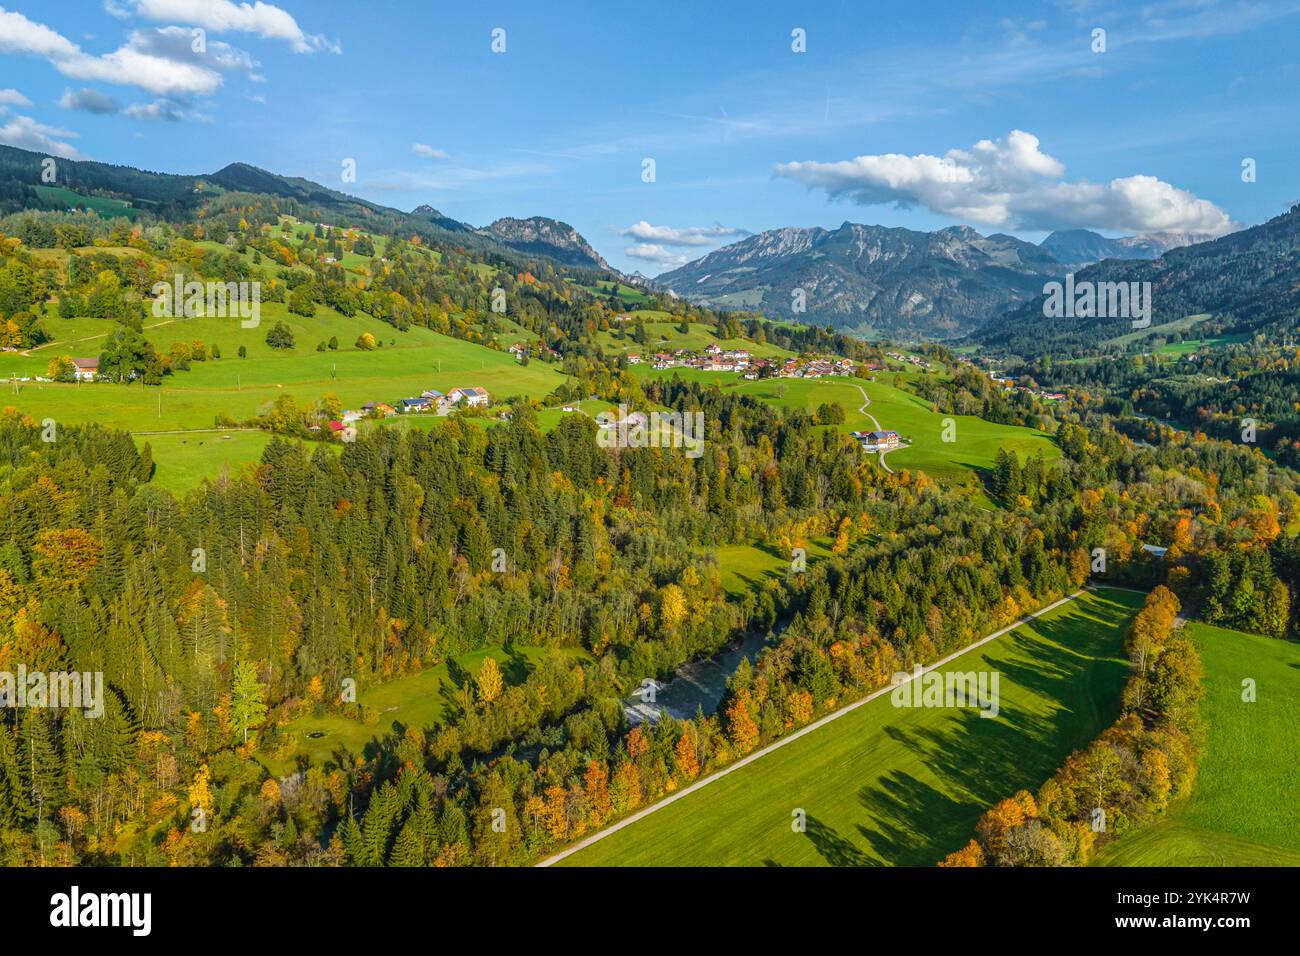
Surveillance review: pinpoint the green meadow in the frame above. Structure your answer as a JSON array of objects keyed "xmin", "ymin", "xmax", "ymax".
[
  {"xmin": 2, "ymin": 301, "xmax": 568, "ymax": 485},
  {"xmin": 560, "ymin": 587, "xmax": 1140, "ymax": 866},
  {"xmin": 597, "ymin": 315, "xmax": 794, "ymax": 360},
  {"xmin": 711, "ymin": 538, "xmax": 835, "ymax": 597},
  {"xmin": 141, "ymin": 430, "xmax": 277, "ymax": 493},
  {"xmin": 266, "ymin": 644, "xmax": 592, "ymax": 776},
  {"xmin": 635, "ymin": 369, "xmax": 1059, "ymax": 487},
  {"xmin": 577, "ymin": 279, "xmax": 655, "ymax": 306},
  {"xmin": 1094, "ymin": 623, "xmax": 1300, "ymax": 866},
  {"xmin": 34, "ymin": 185, "xmax": 137, "ymax": 220}
]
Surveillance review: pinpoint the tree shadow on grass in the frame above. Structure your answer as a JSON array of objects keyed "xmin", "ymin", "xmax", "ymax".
[
  {"xmin": 805, "ymin": 814, "xmax": 877, "ymax": 867},
  {"xmin": 852, "ymin": 600, "xmax": 1134, "ymax": 864}
]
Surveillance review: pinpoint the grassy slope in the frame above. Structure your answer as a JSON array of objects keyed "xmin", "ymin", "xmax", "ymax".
[
  {"xmin": 265, "ymin": 644, "xmax": 592, "ymax": 776},
  {"xmin": 561, "ymin": 587, "xmax": 1140, "ymax": 866},
  {"xmin": 1094, "ymin": 623, "xmax": 1300, "ymax": 866},
  {"xmin": 712, "ymin": 538, "xmax": 835, "ymax": 597},
  {"xmin": 33, "ymin": 185, "xmax": 136, "ymax": 219},
  {"xmin": 634, "ymin": 368, "xmax": 1059, "ymax": 486},
  {"xmin": 597, "ymin": 315, "xmax": 794, "ymax": 360},
  {"xmin": 3, "ymin": 301, "xmax": 567, "ymax": 487},
  {"xmin": 142, "ymin": 430, "xmax": 276, "ymax": 493}
]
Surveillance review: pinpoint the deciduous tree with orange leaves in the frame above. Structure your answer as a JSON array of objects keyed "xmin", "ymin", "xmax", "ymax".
[
  {"xmin": 726, "ymin": 692, "xmax": 759, "ymax": 754},
  {"xmin": 938, "ymin": 839, "xmax": 985, "ymax": 867}
]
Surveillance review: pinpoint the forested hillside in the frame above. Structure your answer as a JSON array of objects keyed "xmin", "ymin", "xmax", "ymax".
[{"xmin": 975, "ymin": 205, "xmax": 1300, "ymax": 358}]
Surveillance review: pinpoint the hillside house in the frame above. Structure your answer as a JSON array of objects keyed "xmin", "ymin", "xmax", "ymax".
[
  {"xmin": 448, "ymin": 386, "xmax": 490, "ymax": 407},
  {"xmin": 862, "ymin": 430, "xmax": 902, "ymax": 451},
  {"xmin": 400, "ymin": 397, "xmax": 431, "ymax": 413},
  {"xmin": 72, "ymin": 357, "xmax": 99, "ymax": 382}
]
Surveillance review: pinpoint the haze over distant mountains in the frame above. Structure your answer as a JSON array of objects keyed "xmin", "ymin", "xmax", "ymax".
[
  {"xmin": 975, "ymin": 204, "xmax": 1300, "ymax": 357},
  {"xmin": 0, "ymin": 143, "xmax": 1260, "ymax": 341},
  {"xmin": 652, "ymin": 222, "xmax": 1225, "ymax": 338},
  {"xmin": 1037, "ymin": 228, "xmax": 1219, "ymax": 270}
]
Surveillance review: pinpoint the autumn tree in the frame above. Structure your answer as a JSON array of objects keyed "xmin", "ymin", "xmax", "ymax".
[{"xmin": 476, "ymin": 656, "xmax": 503, "ymax": 705}]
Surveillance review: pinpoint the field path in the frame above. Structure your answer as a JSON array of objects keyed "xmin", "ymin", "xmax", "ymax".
[
  {"xmin": 537, "ymin": 586, "xmax": 1093, "ymax": 866},
  {"xmin": 25, "ymin": 318, "xmax": 178, "ymax": 355},
  {"xmin": 850, "ymin": 382, "xmax": 902, "ymax": 474}
]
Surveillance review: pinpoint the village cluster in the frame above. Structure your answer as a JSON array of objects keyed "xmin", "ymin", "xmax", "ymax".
[
  {"xmin": 348, "ymin": 385, "xmax": 491, "ymax": 424},
  {"xmin": 988, "ymin": 372, "xmax": 1066, "ymax": 402},
  {"xmin": 626, "ymin": 342, "xmax": 859, "ymax": 380}
]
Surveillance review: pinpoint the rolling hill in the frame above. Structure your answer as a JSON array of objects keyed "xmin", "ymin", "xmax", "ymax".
[
  {"xmin": 974, "ymin": 204, "xmax": 1300, "ymax": 358},
  {"xmin": 0, "ymin": 144, "xmax": 611, "ymax": 273}
]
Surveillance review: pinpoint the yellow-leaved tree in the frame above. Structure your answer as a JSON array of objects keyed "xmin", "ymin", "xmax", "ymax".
[{"xmin": 476, "ymin": 656, "xmax": 503, "ymax": 705}]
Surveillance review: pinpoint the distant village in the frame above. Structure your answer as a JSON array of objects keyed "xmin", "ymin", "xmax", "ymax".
[
  {"xmin": 623, "ymin": 342, "xmax": 861, "ymax": 380},
  {"xmin": 348, "ymin": 386, "xmax": 491, "ymax": 424},
  {"xmin": 987, "ymin": 372, "xmax": 1066, "ymax": 403}
]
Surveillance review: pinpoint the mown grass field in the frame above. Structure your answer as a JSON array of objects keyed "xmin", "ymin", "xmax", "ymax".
[
  {"xmin": 1094, "ymin": 623, "xmax": 1300, "ymax": 866},
  {"xmin": 34, "ymin": 185, "xmax": 137, "ymax": 219},
  {"xmin": 597, "ymin": 316, "xmax": 794, "ymax": 360},
  {"xmin": 711, "ymin": 538, "xmax": 835, "ymax": 597},
  {"xmin": 140, "ymin": 430, "xmax": 277, "ymax": 493},
  {"xmin": 2, "ymin": 301, "xmax": 568, "ymax": 487},
  {"xmin": 265, "ymin": 644, "xmax": 592, "ymax": 776},
  {"xmin": 1154, "ymin": 333, "xmax": 1249, "ymax": 356},
  {"xmin": 560, "ymin": 587, "xmax": 1141, "ymax": 866},
  {"xmin": 635, "ymin": 368, "xmax": 1059, "ymax": 487}
]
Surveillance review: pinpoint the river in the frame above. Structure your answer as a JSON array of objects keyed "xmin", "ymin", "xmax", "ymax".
[{"xmin": 623, "ymin": 629, "xmax": 777, "ymax": 724}]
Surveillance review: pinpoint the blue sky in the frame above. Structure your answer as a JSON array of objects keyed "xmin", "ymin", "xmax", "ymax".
[{"xmin": 1, "ymin": 0, "xmax": 1298, "ymax": 274}]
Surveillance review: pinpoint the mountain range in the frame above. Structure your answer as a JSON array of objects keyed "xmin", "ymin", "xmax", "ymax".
[
  {"xmin": 973, "ymin": 203, "xmax": 1300, "ymax": 357},
  {"xmin": 1038, "ymin": 228, "xmax": 1219, "ymax": 270},
  {"xmin": 0, "ymin": 143, "xmax": 1268, "ymax": 343},
  {"xmin": 0, "ymin": 145, "xmax": 611, "ymax": 273},
  {"xmin": 653, "ymin": 222, "xmax": 1223, "ymax": 338}
]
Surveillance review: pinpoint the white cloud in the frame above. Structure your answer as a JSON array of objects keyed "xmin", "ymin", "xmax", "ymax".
[
  {"xmin": 620, "ymin": 220, "xmax": 747, "ymax": 247},
  {"xmin": 58, "ymin": 87, "xmax": 121, "ymax": 114},
  {"xmin": 123, "ymin": 0, "xmax": 340, "ymax": 54},
  {"xmin": 0, "ymin": 8, "xmax": 223, "ymax": 96},
  {"xmin": 0, "ymin": 87, "xmax": 32, "ymax": 106},
  {"xmin": 624, "ymin": 242, "xmax": 691, "ymax": 270},
  {"xmin": 775, "ymin": 129, "xmax": 1236, "ymax": 235},
  {"xmin": 127, "ymin": 26, "xmax": 260, "ymax": 78},
  {"xmin": 124, "ymin": 97, "xmax": 209, "ymax": 121},
  {"xmin": 0, "ymin": 113, "xmax": 84, "ymax": 158},
  {"xmin": 0, "ymin": 8, "xmax": 81, "ymax": 59},
  {"xmin": 411, "ymin": 143, "xmax": 448, "ymax": 159}
]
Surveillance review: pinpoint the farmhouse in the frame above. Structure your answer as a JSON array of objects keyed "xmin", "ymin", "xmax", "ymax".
[
  {"xmin": 72, "ymin": 357, "xmax": 99, "ymax": 382},
  {"xmin": 400, "ymin": 397, "xmax": 432, "ymax": 413},
  {"xmin": 861, "ymin": 430, "xmax": 902, "ymax": 451},
  {"xmin": 447, "ymin": 386, "xmax": 490, "ymax": 407}
]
